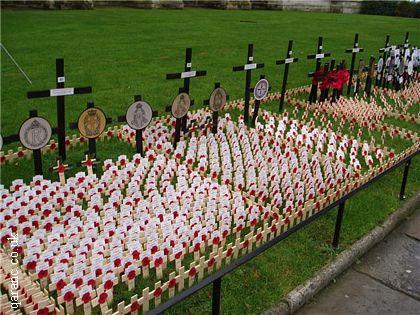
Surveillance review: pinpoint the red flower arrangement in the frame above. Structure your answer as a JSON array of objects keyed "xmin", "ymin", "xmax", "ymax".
[{"xmin": 319, "ymin": 69, "xmax": 350, "ymax": 91}]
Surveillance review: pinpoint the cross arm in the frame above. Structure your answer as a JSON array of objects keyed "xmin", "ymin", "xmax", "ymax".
[
  {"xmin": 166, "ymin": 70, "xmax": 207, "ymax": 80},
  {"xmin": 307, "ymin": 52, "xmax": 331, "ymax": 60},
  {"xmin": 345, "ymin": 48, "xmax": 364, "ymax": 53},
  {"xmin": 276, "ymin": 57, "xmax": 299, "ymax": 65},
  {"xmin": 27, "ymin": 86, "xmax": 92, "ymax": 99},
  {"xmin": 232, "ymin": 63, "xmax": 264, "ymax": 72}
]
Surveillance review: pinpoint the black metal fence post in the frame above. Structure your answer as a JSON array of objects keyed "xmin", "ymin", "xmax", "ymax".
[
  {"xmin": 332, "ymin": 201, "xmax": 346, "ymax": 249},
  {"xmin": 212, "ymin": 278, "xmax": 222, "ymax": 315},
  {"xmin": 399, "ymin": 159, "xmax": 411, "ymax": 200}
]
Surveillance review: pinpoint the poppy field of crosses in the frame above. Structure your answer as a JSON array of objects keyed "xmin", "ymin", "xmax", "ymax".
[{"xmin": 1, "ymin": 37, "xmax": 419, "ymax": 315}]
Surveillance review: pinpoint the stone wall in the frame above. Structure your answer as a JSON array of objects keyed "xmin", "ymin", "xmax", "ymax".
[{"xmin": 1, "ymin": 0, "xmax": 390, "ymax": 13}]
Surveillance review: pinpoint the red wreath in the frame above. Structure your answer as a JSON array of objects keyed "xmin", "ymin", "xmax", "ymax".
[{"xmin": 320, "ymin": 69, "xmax": 350, "ymax": 91}]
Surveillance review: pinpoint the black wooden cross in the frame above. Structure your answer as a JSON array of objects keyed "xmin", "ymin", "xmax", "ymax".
[
  {"xmin": 385, "ymin": 52, "xmax": 396, "ymax": 89},
  {"xmin": 319, "ymin": 62, "xmax": 330, "ymax": 102},
  {"xmin": 345, "ymin": 33, "xmax": 364, "ymax": 95},
  {"xmin": 69, "ymin": 101, "xmax": 112, "ymax": 158},
  {"xmin": 275, "ymin": 40, "xmax": 299, "ymax": 112},
  {"xmin": 251, "ymin": 75, "xmax": 269, "ymax": 128},
  {"xmin": 203, "ymin": 82, "xmax": 229, "ymax": 134},
  {"xmin": 378, "ymin": 35, "xmax": 391, "ymax": 87},
  {"xmin": 364, "ymin": 55, "xmax": 376, "ymax": 98},
  {"xmin": 307, "ymin": 36, "xmax": 331, "ymax": 103},
  {"xmin": 165, "ymin": 88, "xmax": 189, "ymax": 148},
  {"xmin": 118, "ymin": 95, "xmax": 158, "ymax": 156},
  {"xmin": 401, "ymin": 32, "xmax": 410, "ymax": 60},
  {"xmin": 166, "ymin": 48, "xmax": 207, "ymax": 132},
  {"xmin": 27, "ymin": 58, "xmax": 92, "ymax": 161},
  {"xmin": 233, "ymin": 44, "xmax": 264, "ymax": 123},
  {"xmin": 354, "ymin": 59, "xmax": 364, "ymax": 95}
]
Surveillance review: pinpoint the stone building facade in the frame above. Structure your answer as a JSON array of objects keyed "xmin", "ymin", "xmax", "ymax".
[{"xmin": 1, "ymin": 0, "xmax": 388, "ymax": 14}]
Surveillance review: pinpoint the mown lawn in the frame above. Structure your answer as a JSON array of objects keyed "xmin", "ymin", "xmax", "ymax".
[{"xmin": 1, "ymin": 8, "xmax": 419, "ymax": 315}]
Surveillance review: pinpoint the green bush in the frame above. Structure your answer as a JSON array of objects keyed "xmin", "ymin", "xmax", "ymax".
[{"xmin": 360, "ymin": 1, "xmax": 420, "ymax": 18}]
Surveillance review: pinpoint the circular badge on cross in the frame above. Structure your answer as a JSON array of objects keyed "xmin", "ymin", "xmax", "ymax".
[
  {"xmin": 19, "ymin": 117, "xmax": 52, "ymax": 150},
  {"xmin": 398, "ymin": 59, "xmax": 405, "ymax": 76},
  {"xmin": 209, "ymin": 87, "xmax": 227, "ymax": 112},
  {"xmin": 78, "ymin": 107, "xmax": 107, "ymax": 139},
  {"xmin": 253, "ymin": 78, "xmax": 269, "ymax": 101},
  {"xmin": 407, "ymin": 60, "xmax": 414, "ymax": 75},
  {"xmin": 377, "ymin": 58, "xmax": 384, "ymax": 73},
  {"xmin": 126, "ymin": 101, "xmax": 153, "ymax": 130},
  {"xmin": 171, "ymin": 92, "xmax": 190, "ymax": 119}
]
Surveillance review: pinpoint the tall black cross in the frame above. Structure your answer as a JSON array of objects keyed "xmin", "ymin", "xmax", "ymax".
[
  {"xmin": 203, "ymin": 82, "xmax": 229, "ymax": 134},
  {"xmin": 233, "ymin": 44, "xmax": 264, "ymax": 123},
  {"xmin": 275, "ymin": 40, "xmax": 299, "ymax": 112},
  {"xmin": 251, "ymin": 74, "xmax": 267, "ymax": 128},
  {"xmin": 319, "ymin": 62, "xmax": 330, "ymax": 102},
  {"xmin": 118, "ymin": 95, "xmax": 158, "ymax": 156},
  {"xmin": 69, "ymin": 101, "xmax": 112, "ymax": 158},
  {"xmin": 354, "ymin": 59, "xmax": 364, "ymax": 96},
  {"xmin": 345, "ymin": 33, "xmax": 364, "ymax": 95},
  {"xmin": 307, "ymin": 37, "xmax": 331, "ymax": 103},
  {"xmin": 364, "ymin": 55, "xmax": 375, "ymax": 98},
  {"xmin": 165, "ymin": 87, "xmax": 189, "ymax": 148},
  {"xmin": 166, "ymin": 48, "xmax": 207, "ymax": 132},
  {"xmin": 378, "ymin": 35, "xmax": 391, "ymax": 87},
  {"xmin": 27, "ymin": 58, "xmax": 92, "ymax": 161},
  {"xmin": 401, "ymin": 32, "xmax": 410, "ymax": 60}
]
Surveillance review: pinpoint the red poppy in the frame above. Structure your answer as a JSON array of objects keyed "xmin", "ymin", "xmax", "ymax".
[
  {"xmin": 63, "ymin": 291, "xmax": 74, "ymax": 302},
  {"xmin": 312, "ymin": 66, "xmax": 326, "ymax": 85},
  {"xmin": 81, "ymin": 293, "xmax": 91, "ymax": 304},
  {"xmin": 98, "ymin": 292, "xmax": 108, "ymax": 304},
  {"xmin": 131, "ymin": 301, "xmax": 140, "ymax": 312}
]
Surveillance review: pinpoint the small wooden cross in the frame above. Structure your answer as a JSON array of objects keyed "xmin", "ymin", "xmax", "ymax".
[
  {"xmin": 81, "ymin": 155, "xmax": 97, "ymax": 176},
  {"xmin": 53, "ymin": 159, "xmax": 69, "ymax": 185}
]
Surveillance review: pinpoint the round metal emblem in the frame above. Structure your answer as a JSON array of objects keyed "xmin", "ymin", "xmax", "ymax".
[
  {"xmin": 126, "ymin": 101, "xmax": 153, "ymax": 130},
  {"xmin": 398, "ymin": 59, "xmax": 405, "ymax": 76},
  {"xmin": 253, "ymin": 78, "xmax": 269, "ymax": 101},
  {"xmin": 171, "ymin": 92, "xmax": 190, "ymax": 119},
  {"xmin": 407, "ymin": 60, "xmax": 414, "ymax": 75},
  {"xmin": 78, "ymin": 107, "xmax": 107, "ymax": 139},
  {"xmin": 19, "ymin": 117, "xmax": 52, "ymax": 150},
  {"xmin": 209, "ymin": 87, "xmax": 227, "ymax": 112},
  {"xmin": 377, "ymin": 58, "xmax": 384, "ymax": 72}
]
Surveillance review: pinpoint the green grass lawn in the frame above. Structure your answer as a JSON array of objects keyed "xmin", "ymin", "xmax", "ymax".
[{"xmin": 1, "ymin": 8, "xmax": 419, "ymax": 315}]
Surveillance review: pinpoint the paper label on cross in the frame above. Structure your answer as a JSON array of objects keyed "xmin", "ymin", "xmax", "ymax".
[
  {"xmin": 244, "ymin": 63, "xmax": 257, "ymax": 70},
  {"xmin": 181, "ymin": 71, "xmax": 197, "ymax": 79},
  {"xmin": 285, "ymin": 58, "xmax": 295, "ymax": 64},
  {"xmin": 315, "ymin": 53, "xmax": 325, "ymax": 59},
  {"xmin": 57, "ymin": 76, "xmax": 65, "ymax": 83},
  {"xmin": 50, "ymin": 88, "xmax": 74, "ymax": 97},
  {"xmin": 352, "ymin": 48, "xmax": 361, "ymax": 53}
]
